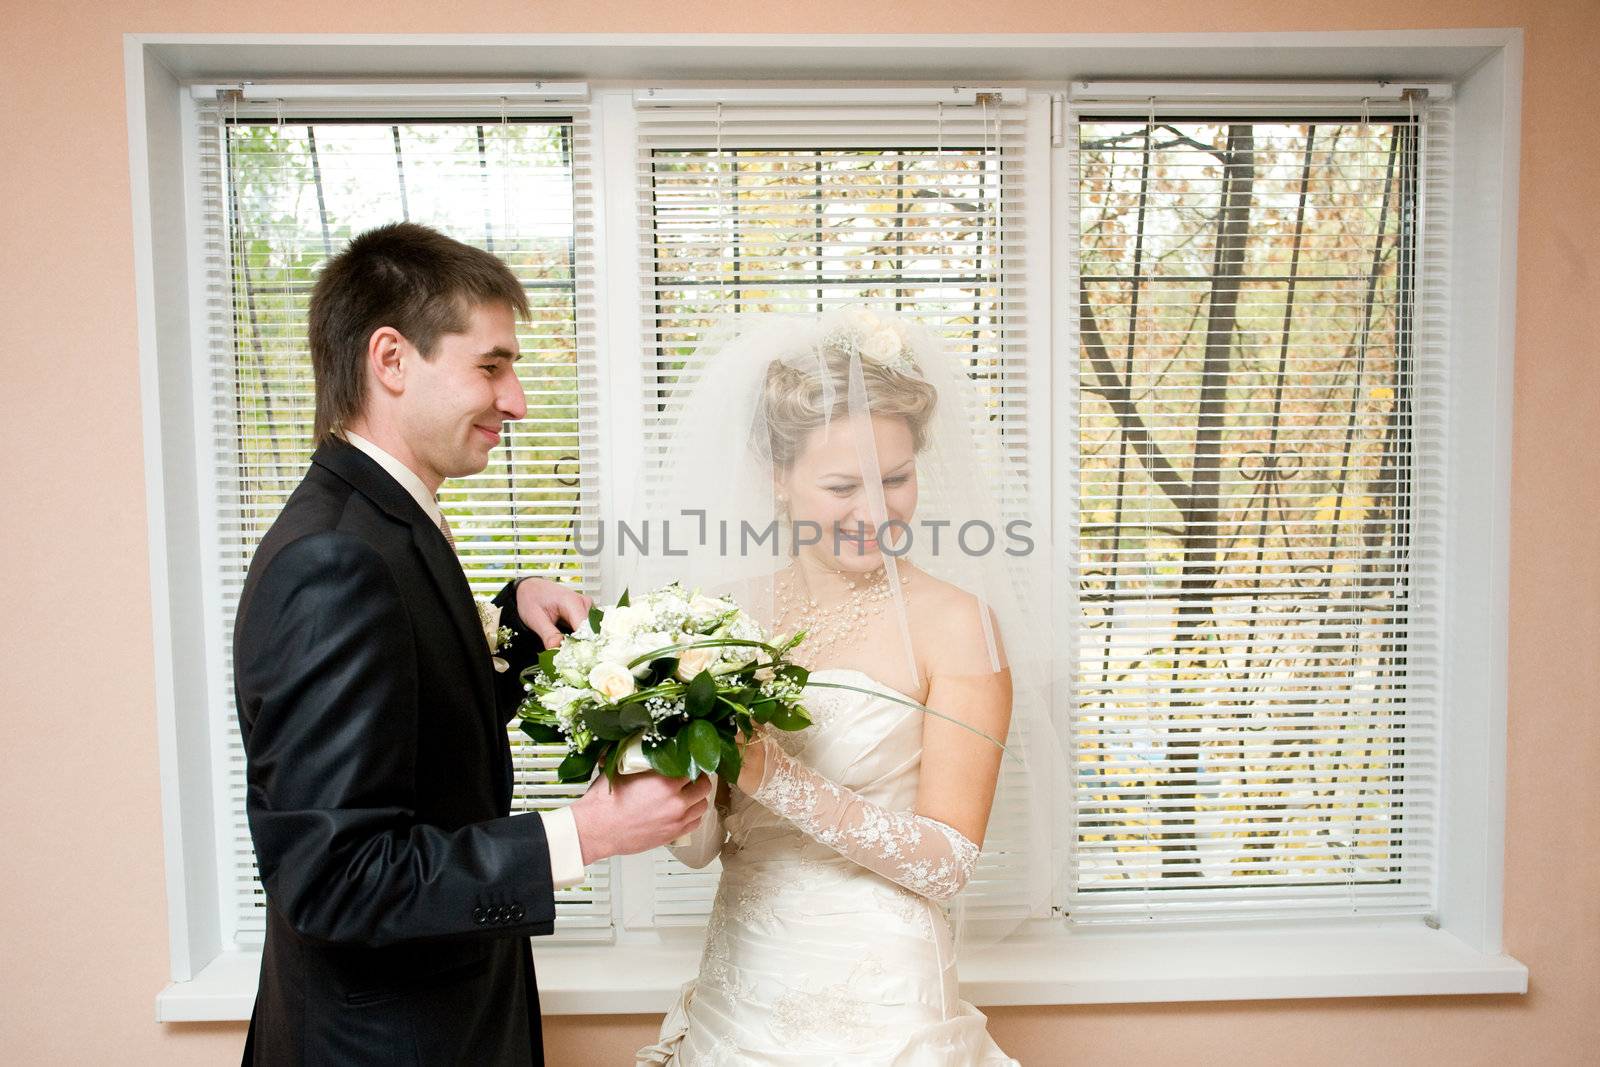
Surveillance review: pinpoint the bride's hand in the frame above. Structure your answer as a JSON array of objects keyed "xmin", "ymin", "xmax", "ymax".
[{"xmin": 734, "ymin": 725, "xmax": 774, "ymax": 795}]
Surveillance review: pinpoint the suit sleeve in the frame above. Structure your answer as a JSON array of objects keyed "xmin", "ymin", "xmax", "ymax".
[
  {"xmin": 493, "ymin": 576, "xmax": 591, "ymax": 890},
  {"xmin": 236, "ymin": 531, "xmax": 558, "ymax": 948},
  {"xmin": 490, "ymin": 576, "xmax": 546, "ymax": 717}
]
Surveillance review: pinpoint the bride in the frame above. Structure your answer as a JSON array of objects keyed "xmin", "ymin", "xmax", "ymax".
[{"xmin": 622, "ymin": 307, "xmax": 1064, "ymax": 1065}]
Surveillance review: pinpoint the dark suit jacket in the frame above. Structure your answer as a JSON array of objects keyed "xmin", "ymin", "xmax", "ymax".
[{"xmin": 233, "ymin": 436, "xmax": 557, "ymax": 1065}]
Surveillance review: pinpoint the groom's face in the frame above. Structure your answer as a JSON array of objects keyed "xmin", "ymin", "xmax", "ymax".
[{"xmin": 400, "ymin": 299, "xmax": 526, "ymax": 485}]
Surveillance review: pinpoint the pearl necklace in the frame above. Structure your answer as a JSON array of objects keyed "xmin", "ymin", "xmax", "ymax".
[{"xmin": 773, "ymin": 559, "xmax": 911, "ymax": 668}]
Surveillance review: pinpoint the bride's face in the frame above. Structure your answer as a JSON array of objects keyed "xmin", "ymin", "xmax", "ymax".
[{"xmin": 778, "ymin": 414, "xmax": 919, "ymax": 573}]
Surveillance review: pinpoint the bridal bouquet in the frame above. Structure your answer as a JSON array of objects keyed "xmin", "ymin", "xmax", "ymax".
[{"xmin": 514, "ymin": 582, "xmax": 813, "ymax": 784}]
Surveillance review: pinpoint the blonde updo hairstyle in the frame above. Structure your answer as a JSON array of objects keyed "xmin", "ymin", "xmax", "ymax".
[{"xmin": 758, "ymin": 341, "xmax": 940, "ymax": 472}]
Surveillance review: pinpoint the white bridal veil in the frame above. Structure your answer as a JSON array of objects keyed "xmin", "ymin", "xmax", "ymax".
[{"xmin": 604, "ymin": 306, "xmax": 1073, "ymax": 953}]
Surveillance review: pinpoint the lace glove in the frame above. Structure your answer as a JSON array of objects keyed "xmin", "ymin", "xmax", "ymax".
[
  {"xmin": 745, "ymin": 732, "xmax": 979, "ymax": 902},
  {"xmin": 664, "ymin": 777, "xmax": 726, "ymax": 869}
]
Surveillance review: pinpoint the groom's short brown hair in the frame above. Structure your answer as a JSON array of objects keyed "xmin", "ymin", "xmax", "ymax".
[{"xmin": 308, "ymin": 222, "xmax": 529, "ymax": 444}]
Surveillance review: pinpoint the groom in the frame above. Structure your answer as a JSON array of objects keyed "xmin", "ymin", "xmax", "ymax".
[{"xmin": 233, "ymin": 222, "xmax": 711, "ymax": 1065}]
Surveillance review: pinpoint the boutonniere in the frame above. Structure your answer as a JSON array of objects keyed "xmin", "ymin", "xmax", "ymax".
[{"xmin": 477, "ymin": 599, "xmax": 516, "ymax": 673}]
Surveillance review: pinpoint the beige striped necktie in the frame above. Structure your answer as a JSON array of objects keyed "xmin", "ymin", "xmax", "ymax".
[{"xmin": 437, "ymin": 510, "xmax": 470, "ymax": 583}]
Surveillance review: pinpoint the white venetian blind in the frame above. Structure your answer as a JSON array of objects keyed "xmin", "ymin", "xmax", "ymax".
[
  {"xmin": 630, "ymin": 87, "xmax": 1042, "ymax": 927},
  {"xmin": 1066, "ymin": 87, "xmax": 1451, "ymax": 923},
  {"xmin": 193, "ymin": 86, "xmax": 612, "ymax": 944}
]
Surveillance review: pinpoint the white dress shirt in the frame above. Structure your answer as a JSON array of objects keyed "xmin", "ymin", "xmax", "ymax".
[{"xmin": 341, "ymin": 430, "xmax": 588, "ymax": 891}]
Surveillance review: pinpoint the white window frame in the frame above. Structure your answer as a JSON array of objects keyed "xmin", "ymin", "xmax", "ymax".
[{"xmin": 128, "ymin": 32, "xmax": 1528, "ymax": 1022}]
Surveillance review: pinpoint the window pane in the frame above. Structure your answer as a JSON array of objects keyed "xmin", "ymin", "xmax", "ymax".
[
  {"xmin": 212, "ymin": 114, "xmax": 608, "ymax": 943},
  {"xmin": 1072, "ymin": 117, "xmax": 1436, "ymax": 922},
  {"xmin": 638, "ymin": 107, "xmax": 1038, "ymax": 926}
]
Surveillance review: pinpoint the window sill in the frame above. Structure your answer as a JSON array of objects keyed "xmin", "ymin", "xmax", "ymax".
[{"xmin": 156, "ymin": 921, "xmax": 1526, "ymax": 1021}]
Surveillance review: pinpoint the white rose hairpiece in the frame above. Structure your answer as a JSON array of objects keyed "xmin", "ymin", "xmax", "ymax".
[{"xmin": 823, "ymin": 305, "xmax": 921, "ymax": 375}]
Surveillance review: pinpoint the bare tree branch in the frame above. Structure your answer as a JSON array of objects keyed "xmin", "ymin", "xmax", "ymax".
[
  {"xmin": 1082, "ymin": 124, "xmax": 1223, "ymax": 159},
  {"xmin": 1181, "ymin": 123, "xmax": 1256, "ymax": 603},
  {"xmin": 1078, "ymin": 292, "xmax": 1193, "ymax": 504},
  {"xmin": 1154, "ymin": 123, "xmax": 1255, "ymax": 873}
]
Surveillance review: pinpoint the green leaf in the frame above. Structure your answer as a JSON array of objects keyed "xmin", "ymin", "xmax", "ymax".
[
  {"xmin": 588, "ymin": 604, "xmax": 605, "ymax": 632},
  {"xmin": 777, "ymin": 663, "xmax": 810, "ymax": 688},
  {"xmin": 718, "ymin": 735, "xmax": 743, "ymax": 785},
  {"xmin": 645, "ymin": 735, "xmax": 691, "ymax": 778},
  {"xmin": 765, "ymin": 703, "xmax": 812, "ymax": 732},
  {"xmin": 675, "ymin": 730, "xmax": 703, "ymax": 780},
  {"xmin": 685, "ymin": 670, "xmax": 718, "ymax": 718},
  {"xmin": 536, "ymin": 647, "xmax": 559, "ymax": 677},
  {"xmin": 686, "ymin": 719, "xmax": 722, "ymax": 773},
  {"xmin": 602, "ymin": 740, "xmax": 625, "ymax": 784},
  {"xmin": 557, "ymin": 750, "xmax": 598, "ymax": 783},
  {"xmin": 618, "ymin": 703, "xmax": 653, "ymax": 732},
  {"xmin": 519, "ymin": 720, "xmax": 564, "ymax": 745},
  {"xmin": 617, "ymin": 588, "xmax": 630, "ymax": 608},
  {"xmin": 586, "ymin": 705, "xmax": 629, "ymax": 741}
]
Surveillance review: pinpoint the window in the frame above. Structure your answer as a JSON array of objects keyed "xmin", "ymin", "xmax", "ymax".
[
  {"xmin": 628, "ymin": 88, "xmax": 1047, "ymax": 928},
  {"xmin": 1066, "ymin": 96, "xmax": 1449, "ymax": 924},
  {"xmin": 133, "ymin": 40, "xmax": 1524, "ymax": 1017},
  {"xmin": 193, "ymin": 90, "xmax": 610, "ymax": 945}
]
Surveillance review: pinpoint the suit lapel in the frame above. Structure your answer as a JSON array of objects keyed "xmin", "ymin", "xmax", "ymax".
[
  {"xmin": 409, "ymin": 520, "xmax": 497, "ymax": 715},
  {"xmin": 312, "ymin": 438, "xmax": 497, "ymax": 719}
]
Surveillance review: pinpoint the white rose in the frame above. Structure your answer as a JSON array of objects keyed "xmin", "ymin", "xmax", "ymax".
[
  {"xmin": 587, "ymin": 662, "xmax": 637, "ymax": 701},
  {"xmin": 842, "ymin": 306, "xmax": 879, "ymax": 334},
  {"xmin": 554, "ymin": 635, "xmax": 596, "ymax": 668},
  {"xmin": 625, "ymin": 630, "xmax": 678, "ymax": 676},
  {"xmin": 863, "ymin": 326, "xmax": 902, "ymax": 364},
  {"xmin": 539, "ymin": 686, "xmax": 589, "ymax": 714},
  {"xmin": 675, "ymin": 645, "xmax": 720, "ymax": 681},
  {"xmin": 688, "ymin": 593, "xmax": 727, "ymax": 618},
  {"xmin": 600, "ymin": 604, "xmax": 647, "ymax": 636}
]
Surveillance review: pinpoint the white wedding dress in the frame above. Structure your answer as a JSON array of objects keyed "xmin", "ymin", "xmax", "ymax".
[{"xmin": 637, "ymin": 668, "xmax": 1019, "ymax": 1066}]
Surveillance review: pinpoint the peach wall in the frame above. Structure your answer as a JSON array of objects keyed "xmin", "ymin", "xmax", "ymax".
[{"xmin": 1, "ymin": 2, "xmax": 1594, "ymax": 1064}]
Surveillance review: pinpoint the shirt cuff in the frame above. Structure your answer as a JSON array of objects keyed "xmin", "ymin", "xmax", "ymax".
[{"xmin": 537, "ymin": 806, "xmax": 587, "ymax": 891}]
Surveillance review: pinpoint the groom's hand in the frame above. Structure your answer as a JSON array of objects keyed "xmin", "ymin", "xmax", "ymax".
[
  {"xmin": 514, "ymin": 577, "xmax": 592, "ymax": 648},
  {"xmin": 568, "ymin": 772, "xmax": 713, "ymax": 865}
]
